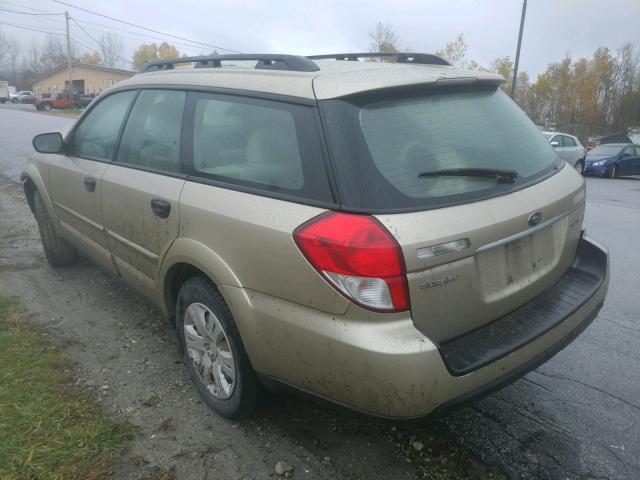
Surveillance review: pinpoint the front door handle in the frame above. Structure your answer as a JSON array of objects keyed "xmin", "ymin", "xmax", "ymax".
[
  {"xmin": 151, "ymin": 199, "xmax": 171, "ymax": 219},
  {"xmin": 84, "ymin": 177, "xmax": 96, "ymax": 192}
]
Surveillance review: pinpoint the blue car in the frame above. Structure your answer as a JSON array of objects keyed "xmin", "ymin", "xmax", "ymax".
[{"xmin": 584, "ymin": 143, "xmax": 640, "ymax": 178}]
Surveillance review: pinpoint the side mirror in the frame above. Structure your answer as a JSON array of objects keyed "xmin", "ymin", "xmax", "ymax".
[
  {"xmin": 550, "ymin": 141, "xmax": 560, "ymax": 147},
  {"xmin": 32, "ymin": 132, "xmax": 65, "ymax": 154}
]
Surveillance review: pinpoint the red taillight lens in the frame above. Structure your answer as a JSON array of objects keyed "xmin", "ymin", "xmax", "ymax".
[{"xmin": 293, "ymin": 212, "xmax": 410, "ymax": 312}]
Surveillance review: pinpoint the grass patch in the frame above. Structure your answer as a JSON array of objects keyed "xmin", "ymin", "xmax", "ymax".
[{"xmin": 0, "ymin": 296, "xmax": 133, "ymax": 479}]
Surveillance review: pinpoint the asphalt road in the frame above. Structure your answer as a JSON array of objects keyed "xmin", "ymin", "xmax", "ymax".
[
  {"xmin": 0, "ymin": 102, "xmax": 74, "ymax": 182},
  {"xmin": 0, "ymin": 105, "xmax": 638, "ymax": 479}
]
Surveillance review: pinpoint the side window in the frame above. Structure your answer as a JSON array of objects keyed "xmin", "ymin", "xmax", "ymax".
[
  {"xmin": 192, "ymin": 96, "xmax": 304, "ymax": 190},
  {"xmin": 72, "ymin": 90, "xmax": 136, "ymax": 161},
  {"xmin": 564, "ymin": 136, "xmax": 577, "ymax": 147},
  {"xmin": 117, "ymin": 90, "xmax": 186, "ymax": 173}
]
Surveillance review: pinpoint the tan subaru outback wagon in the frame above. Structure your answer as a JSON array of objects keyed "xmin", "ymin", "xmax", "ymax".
[{"xmin": 24, "ymin": 53, "xmax": 609, "ymax": 419}]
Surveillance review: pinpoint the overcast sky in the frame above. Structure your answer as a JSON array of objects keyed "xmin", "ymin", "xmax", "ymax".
[{"xmin": 3, "ymin": 0, "xmax": 640, "ymax": 77}]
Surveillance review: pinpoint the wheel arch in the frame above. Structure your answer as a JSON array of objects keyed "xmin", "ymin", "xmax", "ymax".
[
  {"xmin": 21, "ymin": 165, "xmax": 54, "ymax": 216},
  {"xmin": 160, "ymin": 238, "xmax": 242, "ymax": 320}
]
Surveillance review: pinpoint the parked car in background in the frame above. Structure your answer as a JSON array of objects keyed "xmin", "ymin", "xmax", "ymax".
[
  {"xmin": 0, "ymin": 81, "xmax": 9, "ymax": 103},
  {"xmin": 13, "ymin": 91, "xmax": 34, "ymax": 103},
  {"xmin": 7, "ymin": 86, "xmax": 19, "ymax": 102},
  {"xmin": 542, "ymin": 131, "xmax": 587, "ymax": 173},
  {"xmin": 75, "ymin": 93, "xmax": 96, "ymax": 108},
  {"xmin": 584, "ymin": 143, "xmax": 640, "ymax": 178},
  {"xmin": 19, "ymin": 93, "xmax": 38, "ymax": 104},
  {"xmin": 35, "ymin": 92, "xmax": 96, "ymax": 110}
]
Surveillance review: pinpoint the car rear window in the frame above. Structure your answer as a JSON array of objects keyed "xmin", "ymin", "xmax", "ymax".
[{"xmin": 321, "ymin": 86, "xmax": 562, "ymax": 212}]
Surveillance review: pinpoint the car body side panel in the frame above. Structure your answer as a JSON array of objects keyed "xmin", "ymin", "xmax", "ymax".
[
  {"xmin": 550, "ymin": 134, "xmax": 584, "ymax": 165},
  {"xmin": 618, "ymin": 146, "xmax": 639, "ymax": 176},
  {"xmin": 48, "ymin": 155, "xmax": 116, "ymax": 274},
  {"xmin": 178, "ymin": 180, "xmax": 350, "ymax": 315},
  {"xmin": 159, "ymin": 236, "xmax": 244, "ymax": 315},
  {"xmin": 100, "ymin": 165, "xmax": 186, "ymax": 299},
  {"xmin": 220, "ymin": 237, "xmax": 608, "ymax": 418},
  {"xmin": 633, "ymin": 148, "xmax": 640, "ymax": 175},
  {"xmin": 21, "ymin": 158, "xmax": 55, "ymax": 216}
]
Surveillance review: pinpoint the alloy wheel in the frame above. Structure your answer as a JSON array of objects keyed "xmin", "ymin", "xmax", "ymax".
[{"xmin": 183, "ymin": 302, "xmax": 236, "ymax": 400}]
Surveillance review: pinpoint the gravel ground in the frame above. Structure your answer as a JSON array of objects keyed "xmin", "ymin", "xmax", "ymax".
[
  {"xmin": 1, "ymin": 106, "xmax": 639, "ymax": 479},
  {"xmin": 0, "ymin": 177, "xmax": 504, "ymax": 479}
]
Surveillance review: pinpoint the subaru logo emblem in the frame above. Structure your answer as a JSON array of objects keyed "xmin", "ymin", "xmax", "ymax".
[{"xmin": 528, "ymin": 211, "xmax": 542, "ymax": 226}]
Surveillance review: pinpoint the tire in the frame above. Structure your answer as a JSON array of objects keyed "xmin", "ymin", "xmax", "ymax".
[
  {"xmin": 0, "ymin": 98, "xmax": 5, "ymax": 104},
  {"xmin": 176, "ymin": 275, "xmax": 262, "ymax": 418},
  {"xmin": 43, "ymin": 103, "xmax": 52, "ymax": 111},
  {"xmin": 12, "ymin": 98, "xmax": 18, "ymax": 104},
  {"xmin": 605, "ymin": 164, "xmax": 617, "ymax": 179},
  {"xmin": 574, "ymin": 159, "xmax": 585, "ymax": 175},
  {"xmin": 33, "ymin": 191, "xmax": 78, "ymax": 267}
]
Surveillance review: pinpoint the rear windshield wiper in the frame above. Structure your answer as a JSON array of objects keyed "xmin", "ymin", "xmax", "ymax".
[{"xmin": 418, "ymin": 168, "xmax": 518, "ymax": 183}]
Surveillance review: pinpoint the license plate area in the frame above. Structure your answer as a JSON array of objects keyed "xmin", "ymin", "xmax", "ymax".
[{"xmin": 476, "ymin": 219, "xmax": 567, "ymax": 303}]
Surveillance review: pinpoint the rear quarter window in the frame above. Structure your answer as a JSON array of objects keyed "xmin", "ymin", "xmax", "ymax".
[{"xmin": 186, "ymin": 92, "xmax": 334, "ymax": 205}]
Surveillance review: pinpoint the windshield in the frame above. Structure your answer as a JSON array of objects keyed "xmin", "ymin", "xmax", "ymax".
[
  {"xmin": 589, "ymin": 145, "xmax": 623, "ymax": 156},
  {"xmin": 321, "ymin": 86, "xmax": 561, "ymax": 212}
]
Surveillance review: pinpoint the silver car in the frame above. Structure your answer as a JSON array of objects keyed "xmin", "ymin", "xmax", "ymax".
[{"xmin": 543, "ymin": 131, "xmax": 587, "ymax": 173}]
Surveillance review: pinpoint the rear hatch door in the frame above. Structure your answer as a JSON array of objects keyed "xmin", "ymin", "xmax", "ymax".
[{"xmin": 377, "ymin": 166, "xmax": 585, "ymax": 342}]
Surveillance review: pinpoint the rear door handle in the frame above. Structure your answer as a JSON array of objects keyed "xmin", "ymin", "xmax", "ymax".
[
  {"xmin": 151, "ymin": 199, "xmax": 171, "ymax": 218},
  {"xmin": 84, "ymin": 177, "xmax": 96, "ymax": 192}
]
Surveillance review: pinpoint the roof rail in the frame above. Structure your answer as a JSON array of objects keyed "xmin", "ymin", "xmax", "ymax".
[
  {"xmin": 307, "ymin": 52, "xmax": 451, "ymax": 66},
  {"xmin": 141, "ymin": 54, "xmax": 320, "ymax": 73}
]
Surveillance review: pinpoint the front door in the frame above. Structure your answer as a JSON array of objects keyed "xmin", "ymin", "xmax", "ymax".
[
  {"xmin": 551, "ymin": 135, "xmax": 572, "ymax": 163},
  {"xmin": 634, "ymin": 146, "xmax": 640, "ymax": 175},
  {"xmin": 100, "ymin": 89, "xmax": 187, "ymax": 297},
  {"xmin": 619, "ymin": 145, "xmax": 640, "ymax": 176},
  {"xmin": 618, "ymin": 145, "xmax": 636, "ymax": 176},
  {"xmin": 49, "ymin": 90, "xmax": 137, "ymax": 272}
]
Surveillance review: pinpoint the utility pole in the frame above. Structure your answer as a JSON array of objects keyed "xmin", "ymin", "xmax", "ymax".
[
  {"xmin": 65, "ymin": 10, "xmax": 73, "ymax": 94},
  {"xmin": 511, "ymin": 0, "xmax": 527, "ymax": 99}
]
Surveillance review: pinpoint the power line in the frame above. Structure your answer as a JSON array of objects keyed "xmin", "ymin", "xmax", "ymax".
[
  {"xmin": 71, "ymin": 35, "xmax": 134, "ymax": 67},
  {"xmin": 0, "ymin": 0, "xmax": 211, "ymax": 54},
  {"xmin": 52, "ymin": 0, "xmax": 241, "ymax": 53},
  {"xmin": 0, "ymin": 18, "xmax": 66, "ymax": 31},
  {"xmin": 0, "ymin": 0, "xmax": 61, "ymax": 14},
  {"xmin": 0, "ymin": 19, "xmax": 65, "ymax": 36},
  {"xmin": 71, "ymin": 18, "xmax": 135, "ymax": 66},
  {"xmin": 71, "ymin": 18, "xmax": 211, "ymax": 53},
  {"xmin": 0, "ymin": 6, "xmax": 64, "ymax": 15}
]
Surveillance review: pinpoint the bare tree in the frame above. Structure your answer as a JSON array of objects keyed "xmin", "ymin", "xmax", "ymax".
[
  {"xmin": 369, "ymin": 21, "xmax": 399, "ymax": 53},
  {"xmin": 99, "ymin": 33, "xmax": 124, "ymax": 67},
  {"xmin": 40, "ymin": 35, "xmax": 78, "ymax": 71},
  {"xmin": 0, "ymin": 29, "xmax": 8, "ymax": 66}
]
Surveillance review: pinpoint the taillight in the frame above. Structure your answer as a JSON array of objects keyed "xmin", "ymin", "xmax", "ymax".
[{"xmin": 293, "ymin": 212, "xmax": 409, "ymax": 312}]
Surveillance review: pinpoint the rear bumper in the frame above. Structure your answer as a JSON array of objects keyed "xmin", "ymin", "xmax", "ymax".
[
  {"xmin": 222, "ymin": 235, "xmax": 609, "ymax": 418},
  {"xmin": 439, "ymin": 236, "xmax": 607, "ymax": 376}
]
